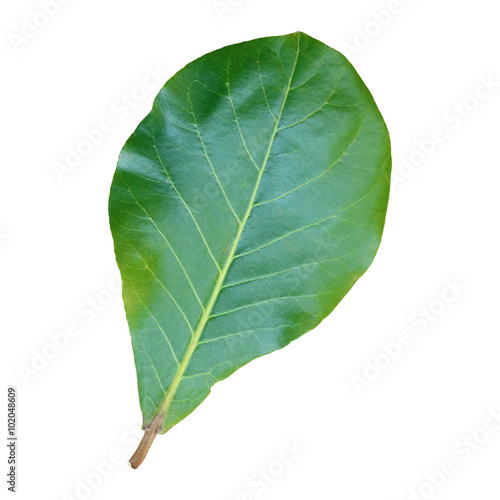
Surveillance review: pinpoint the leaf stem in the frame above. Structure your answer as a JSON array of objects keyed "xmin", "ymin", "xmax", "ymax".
[
  {"xmin": 128, "ymin": 412, "xmax": 165, "ymax": 469},
  {"xmin": 128, "ymin": 33, "xmax": 301, "ymax": 470}
]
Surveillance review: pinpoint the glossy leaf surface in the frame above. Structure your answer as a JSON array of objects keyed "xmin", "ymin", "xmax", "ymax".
[{"xmin": 109, "ymin": 31, "xmax": 391, "ymax": 435}]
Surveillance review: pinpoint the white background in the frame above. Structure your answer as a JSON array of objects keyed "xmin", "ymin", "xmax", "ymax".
[{"xmin": 2, "ymin": 0, "xmax": 500, "ymax": 499}]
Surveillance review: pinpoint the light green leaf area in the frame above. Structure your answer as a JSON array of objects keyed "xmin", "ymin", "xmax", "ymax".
[{"xmin": 109, "ymin": 32, "xmax": 391, "ymax": 433}]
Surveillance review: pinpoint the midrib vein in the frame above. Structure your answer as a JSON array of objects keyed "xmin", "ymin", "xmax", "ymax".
[{"xmin": 155, "ymin": 35, "xmax": 301, "ymax": 428}]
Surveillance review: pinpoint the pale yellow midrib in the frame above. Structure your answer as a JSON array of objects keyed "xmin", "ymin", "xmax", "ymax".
[{"xmin": 156, "ymin": 35, "xmax": 301, "ymax": 428}]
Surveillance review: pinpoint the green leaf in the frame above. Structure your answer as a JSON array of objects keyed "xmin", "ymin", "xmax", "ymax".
[{"xmin": 109, "ymin": 31, "xmax": 390, "ymax": 465}]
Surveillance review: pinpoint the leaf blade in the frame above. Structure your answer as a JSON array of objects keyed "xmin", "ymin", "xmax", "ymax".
[{"xmin": 109, "ymin": 32, "xmax": 391, "ymax": 440}]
